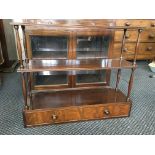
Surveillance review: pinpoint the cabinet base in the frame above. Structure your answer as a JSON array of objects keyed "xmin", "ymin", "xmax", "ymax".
[{"xmin": 23, "ymin": 88, "xmax": 132, "ymax": 127}]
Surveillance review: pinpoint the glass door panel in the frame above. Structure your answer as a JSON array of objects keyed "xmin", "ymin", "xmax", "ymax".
[
  {"xmin": 76, "ymin": 35, "xmax": 110, "ymax": 59},
  {"xmin": 76, "ymin": 70, "xmax": 106, "ymax": 84},
  {"xmin": 33, "ymin": 71, "xmax": 68, "ymax": 87},
  {"xmin": 30, "ymin": 36, "xmax": 68, "ymax": 59}
]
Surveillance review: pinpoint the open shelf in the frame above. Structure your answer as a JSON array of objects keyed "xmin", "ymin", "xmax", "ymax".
[
  {"xmin": 31, "ymin": 87, "xmax": 129, "ymax": 110},
  {"xmin": 18, "ymin": 58, "xmax": 135, "ymax": 72}
]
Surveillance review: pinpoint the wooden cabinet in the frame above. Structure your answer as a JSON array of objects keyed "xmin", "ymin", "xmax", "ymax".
[
  {"xmin": 11, "ymin": 20, "xmax": 142, "ymax": 127},
  {"xmin": 113, "ymin": 19, "xmax": 155, "ymax": 60}
]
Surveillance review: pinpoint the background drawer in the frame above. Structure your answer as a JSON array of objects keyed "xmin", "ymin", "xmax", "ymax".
[
  {"xmin": 138, "ymin": 43, "xmax": 155, "ymax": 54},
  {"xmin": 116, "ymin": 19, "xmax": 155, "ymax": 27},
  {"xmin": 115, "ymin": 30, "xmax": 138, "ymax": 42},
  {"xmin": 113, "ymin": 43, "xmax": 136, "ymax": 55},
  {"xmin": 140, "ymin": 30, "xmax": 155, "ymax": 42}
]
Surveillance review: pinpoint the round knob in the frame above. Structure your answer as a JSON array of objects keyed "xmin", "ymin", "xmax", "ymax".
[
  {"xmin": 125, "ymin": 33, "xmax": 130, "ymax": 39},
  {"xmin": 125, "ymin": 22, "xmax": 131, "ymax": 26},
  {"xmin": 148, "ymin": 34, "xmax": 155, "ymax": 39},
  {"xmin": 52, "ymin": 114, "xmax": 57, "ymax": 120},
  {"xmin": 151, "ymin": 23, "xmax": 155, "ymax": 27},
  {"xmin": 104, "ymin": 109, "xmax": 110, "ymax": 115},
  {"xmin": 123, "ymin": 47, "xmax": 128, "ymax": 52},
  {"xmin": 146, "ymin": 46, "xmax": 153, "ymax": 51}
]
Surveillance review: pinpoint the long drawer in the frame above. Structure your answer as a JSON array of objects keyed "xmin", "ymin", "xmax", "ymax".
[
  {"xmin": 115, "ymin": 30, "xmax": 155, "ymax": 42},
  {"xmin": 24, "ymin": 103, "xmax": 131, "ymax": 127},
  {"xmin": 112, "ymin": 42, "xmax": 155, "ymax": 59},
  {"xmin": 116, "ymin": 19, "xmax": 155, "ymax": 27}
]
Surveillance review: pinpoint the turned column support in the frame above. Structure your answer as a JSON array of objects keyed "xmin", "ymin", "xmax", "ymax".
[
  {"xmin": 21, "ymin": 72, "xmax": 29, "ymax": 110},
  {"xmin": 21, "ymin": 25, "xmax": 29, "ymax": 64},
  {"xmin": 120, "ymin": 28, "xmax": 127, "ymax": 60},
  {"xmin": 126, "ymin": 68, "xmax": 135, "ymax": 101},
  {"xmin": 115, "ymin": 68, "xmax": 121, "ymax": 91},
  {"xmin": 14, "ymin": 25, "xmax": 24, "ymax": 68},
  {"xmin": 133, "ymin": 28, "xmax": 143, "ymax": 65}
]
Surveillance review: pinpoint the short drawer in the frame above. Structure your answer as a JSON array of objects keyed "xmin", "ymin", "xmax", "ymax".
[
  {"xmin": 140, "ymin": 30, "xmax": 155, "ymax": 42},
  {"xmin": 116, "ymin": 19, "xmax": 155, "ymax": 27},
  {"xmin": 115, "ymin": 30, "xmax": 138, "ymax": 42},
  {"xmin": 138, "ymin": 43, "xmax": 155, "ymax": 55},
  {"xmin": 112, "ymin": 43, "xmax": 136, "ymax": 57},
  {"xmin": 97, "ymin": 103, "xmax": 131, "ymax": 118}
]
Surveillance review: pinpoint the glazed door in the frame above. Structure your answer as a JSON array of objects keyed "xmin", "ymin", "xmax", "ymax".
[
  {"xmin": 25, "ymin": 29, "xmax": 72, "ymax": 90},
  {"xmin": 74, "ymin": 30, "xmax": 113, "ymax": 87}
]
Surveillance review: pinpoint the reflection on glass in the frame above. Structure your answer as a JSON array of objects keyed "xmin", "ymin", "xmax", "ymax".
[
  {"xmin": 76, "ymin": 36, "xmax": 110, "ymax": 58},
  {"xmin": 31, "ymin": 36, "xmax": 68, "ymax": 59},
  {"xmin": 33, "ymin": 71, "xmax": 68, "ymax": 86},
  {"xmin": 76, "ymin": 70, "xmax": 106, "ymax": 84}
]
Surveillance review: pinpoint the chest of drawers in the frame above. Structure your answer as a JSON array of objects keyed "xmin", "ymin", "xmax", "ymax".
[{"xmin": 112, "ymin": 19, "xmax": 155, "ymax": 60}]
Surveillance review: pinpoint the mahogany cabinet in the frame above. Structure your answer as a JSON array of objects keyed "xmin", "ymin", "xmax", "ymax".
[{"xmin": 11, "ymin": 20, "xmax": 143, "ymax": 127}]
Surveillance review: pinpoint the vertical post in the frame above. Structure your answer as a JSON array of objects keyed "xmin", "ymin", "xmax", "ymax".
[
  {"xmin": 127, "ymin": 67, "xmax": 136, "ymax": 101},
  {"xmin": 115, "ymin": 69, "xmax": 121, "ymax": 91},
  {"xmin": 120, "ymin": 28, "xmax": 127, "ymax": 60},
  {"xmin": 21, "ymin": 72, "xmax": 28, "ymax": 109},
  {"xmin": 27, "ymin": 72, "xmax": 32, "ymax": 109},
  {"xmin": 14, "ymin": 25, "xmax": 23, "ymax": 68},
  {"xmin": 21, "ymin": 25, "xmax": 29, "ymax": 64},
  {"xmin": 133, "ymin": 28, "xmax": 143, "ymax": 65}
]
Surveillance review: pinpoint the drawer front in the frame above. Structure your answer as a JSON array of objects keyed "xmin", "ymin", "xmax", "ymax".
[
  {"xmin": 98, "ymin": 103, "xmax": 131, "ymax": 118},
  {"xmin": 115, "ymin": 30, "xmax": 155, "ymax": 42},
  {"xmin": 138, "ymin": 43, "xmax": 155, "ymax": 55},
  {"xmin": 140, "ymin": 30, "xmax": 155, "ymax": 42},
  {"xmin": 24, "ymin": 103, "xmax": 131, "ymax": 127},
  {"xmin": 116, "ymin": 19, "xmax": 155, "ymax": 27},
  {"xmin": 112, "ymin": 43, "xmax": 136, "ymax": 58},
  {"xmin": 115, "ymin": 30, "xmax": 138, "ymax": 42}
]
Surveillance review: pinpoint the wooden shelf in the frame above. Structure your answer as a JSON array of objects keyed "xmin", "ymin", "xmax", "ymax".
[
  {"xmin": 31, "ymin": 87, "xmax": 129, "ymax": 110},
  {"xmin": 17, "ymin": 58, "xmax": 135, "ymax": 72}
]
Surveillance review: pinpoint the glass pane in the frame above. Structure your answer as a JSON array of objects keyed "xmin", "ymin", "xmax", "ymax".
[
  {"xmin": 76, "ymin": 36, "xmax": 110, "ymax": 58},
  {"xmin": 31, "ymin": 36, "xmax": 68, "ymax": 59},
  {"xmin": 76, "ymin": 70, "xmax": 106, "ymax": 84},
  {"xmin": 33, "ymin": 71, "xmax": 68, "ymax": 86}
]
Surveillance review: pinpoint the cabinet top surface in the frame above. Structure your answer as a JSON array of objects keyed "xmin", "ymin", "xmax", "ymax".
[
  {"xmin": 17, "ymin": 59, "xmax": 135, "ymax": 72},
  {"xmin": 10, "ymin": 19, "xmax": 145, "ymax": 30}
]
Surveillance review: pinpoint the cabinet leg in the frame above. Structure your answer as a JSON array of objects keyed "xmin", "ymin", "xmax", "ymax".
[
  {"xmin": 21, "ymin": 72, "xmax": 28, "ymax": 110},
  {"xmin": 127, "ymin": 68, "xmax": 135, "ymax": 101},
  {"xmin": 115, "ymin": 69, "xmax": 121, "ymax": 91}
]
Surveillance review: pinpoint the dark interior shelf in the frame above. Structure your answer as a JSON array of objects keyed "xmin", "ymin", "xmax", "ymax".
[
  {"xmin": 32, "ymin": 87, "xmax": 129, "ymax": 110},
  {"xmin": 18, "ymin": 58, "xmax": 135, "ymax": 72}
]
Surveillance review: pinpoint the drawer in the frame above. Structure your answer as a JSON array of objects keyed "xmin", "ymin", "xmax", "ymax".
[
  {"xmin": 115, "ymin": 30, "xmax": 138, "ymax": 42},
  {"xmin": 113, "ymin": 43, "xmax": 136, "ymax": 56},
  {"xmin": 138, "ymin": 43, "xmax": 155, "ymax": 55},
  {"xmin": 24, "ymin": 103, "xmax": 131, "ymax": 127},
  {"xmin": 98, "ymin": 104, "xmax": 131, "ymax": 118},
  {"xmin": 24, "ymin": 108, "xmax": 81, "ymax": 127},
  {"xmin": 140, "ymin": 30, "xmax": 155, "ymax": 42},
  {"xmin": 116, "ymin": 19, "xmax": 155, "ymax": 27}
]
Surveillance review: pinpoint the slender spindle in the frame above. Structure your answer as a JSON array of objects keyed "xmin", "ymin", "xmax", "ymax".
[
  {"xmin": 127, "ymin": 68, "xmax": 135, "ymax": 101},
  {"xmin": 21, "ymin": 73, "xmax": 28, "ymax": 109},
  {"xmin": 133, "ymin": 28, "xmax": 143, "ymax": 65},
  {"xmin": 115, "ymin": 69, "xmax": 121, "ymax": 91},
  {"xmin": 21, "ymin": 25, "xmax": 29, "ymax": 64},
  {"xmin": 120, "ymin": 28, "xmax": 127, "ymax": 59},
  {"xmin": 14, "ymin": 25, "xmax": 23, "ymax": 68}
]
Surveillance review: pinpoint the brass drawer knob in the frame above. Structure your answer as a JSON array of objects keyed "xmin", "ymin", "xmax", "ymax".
[
  {"xmin": 151, "ymin": 23, "xmax": 155, "ymax": 27},
  {"xmin": 146, "ymin": 46, "xmax": 153, "ymax": 51},
  {"xmin": 125, "ymin": 34, "xmax": 130, "ymax": 39},
  {"xmin": 104, "ymin": 109, "xmax": 110, "ymax": 115},
  {"xmin": 125, "ymin": 22, "xmax": 131, "ymax": 26},
  {"xmin": 52, "ymin": 114, "xmax": 57, "ymax": 120},
  {"xmin": 123, "ymin": 47, "xmax": 128, "ymax": 52},
  {"xmin": 148, "ymin": 34, "xmax": 155, "ymax": 39}
]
